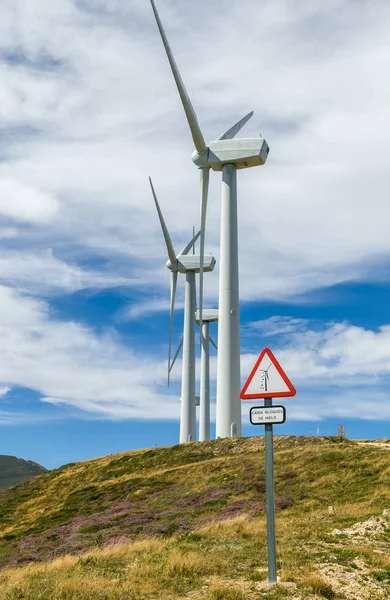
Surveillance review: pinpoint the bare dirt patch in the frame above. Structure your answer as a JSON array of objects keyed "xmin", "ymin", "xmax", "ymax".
[
  {"xmin": 319, "ymin": 560, "xmax": 387, "ymax": 600},
  {"xmin": 357, "ymin": 441, "xmax": 390, "ymax": 450},
  {"xmin": 331, "ymin": 509, "xmax": 390, "ymax": 542}
]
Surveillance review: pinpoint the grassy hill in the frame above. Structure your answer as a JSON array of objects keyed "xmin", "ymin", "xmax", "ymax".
[
  {"xmin": 0, "ymin": 436, "xmax": 389, "ymax": 599},
  {"xmin": 0, "ymin": 455, "xmax": 47, "ymax": 492}
]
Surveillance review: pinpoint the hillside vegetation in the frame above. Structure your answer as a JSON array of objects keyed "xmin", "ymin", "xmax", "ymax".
[
  {"xmin": 0, "ymin": 455, "xmax": 47, "ymax": 492},
  {"xmin": 0, "ymin": 436, "xmax": 389, "ymax": 599}
]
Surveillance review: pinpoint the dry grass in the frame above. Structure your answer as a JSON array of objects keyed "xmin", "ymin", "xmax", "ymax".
[
  {"xmin": 0, "ymin": 437, "xmax": 389, "ymax": 599},
  {"xmin": 300, "ymin": 574, "xmax": 336, "ymax": 598},
  {"xmin": 208, "ymin": 586, "xmax": 247, "ymax": 599},
  {"xmin": 1, "ymin": 508, "xmax": 388, "ymax": 599}
]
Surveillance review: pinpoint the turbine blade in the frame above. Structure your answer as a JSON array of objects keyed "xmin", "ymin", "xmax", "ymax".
[
  {"xmin": 149, "ymin": 0, "xmax": 207, "ymax": 154},
  {"xmin": 168, "ymin": 271, "xmax": 178, "ymax": 386},
  {"xmin": 210, "ymin": 335, "xmax": 218, "ymax": 351},
  {"xmin": 149, "ymin": 177, "xmax": 176, "ymax": 264},
  {"xmin": 198, "ymin": 167, "xmax": 210, "ymax": 340},
  {"xmin": 179, "ymin": 229, "xmax": 201, "ymax": 256},
  {"xmin": 216, "ymin": 111, "xmax": 254, "ymax": 141},
  {"xmin": 169, "ymin": 336, "xmax": 183, "ymax": 373}
]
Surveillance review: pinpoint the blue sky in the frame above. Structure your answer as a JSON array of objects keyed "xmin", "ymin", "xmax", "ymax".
[{"xmin": 0, "ymin": 0, "xmax": 389, "ymax": 469}]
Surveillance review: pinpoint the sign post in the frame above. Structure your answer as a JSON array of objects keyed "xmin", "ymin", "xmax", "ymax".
[
  {"xmin": 264, "ymin": 396, "xmax": 277, "ymax": 582},
  {"xmin": 240, "ymin": 348, "xmax": 296, "ymax": 584},
  {"xmin": 337, "ymin": 424, "xmax": 346, "ymax": 441}
]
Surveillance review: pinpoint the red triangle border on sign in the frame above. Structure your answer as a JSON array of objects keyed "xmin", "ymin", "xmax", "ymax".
[{"xmin": 240, "ymin": 347, "xmax": 296, "ymax": 400}]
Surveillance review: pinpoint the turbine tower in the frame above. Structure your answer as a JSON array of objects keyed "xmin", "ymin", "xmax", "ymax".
[
  {"xmin": 149, "ymin": 178, "xmax": 216, "ymax": 443},
  {"xmin": 149, "ymin": 0, "xmax": 270, "ymax": 438},
  {"xmin": 195, "ymin": 309, "xmax": 218, "ymax": 441}
]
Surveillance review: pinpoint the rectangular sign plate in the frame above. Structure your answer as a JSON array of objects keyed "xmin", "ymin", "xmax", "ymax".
[{"xmin": 250, "ymin": 405, "xmax": 286, "ymax": 425}]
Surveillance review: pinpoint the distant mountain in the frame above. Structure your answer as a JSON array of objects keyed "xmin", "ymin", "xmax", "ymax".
[{"xmin": 0, "ymin": 455, "xmax": 47, "ymax": 492}]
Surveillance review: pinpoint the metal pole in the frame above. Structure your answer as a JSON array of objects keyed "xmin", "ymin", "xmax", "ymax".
[
  {"xmin": 216, "ymin": 163, "xmax": 242, "ymax": 438},
  {"xmin": 179, "ymin": 271, "xmax": 196, "ymax": 443},
  {"xmin": 199, "ymin": 321, "xmax": 210, "ymax": 441},
  {"xmin": 264, "ymin": 397, "xmax": 277, "ymax": 583}
]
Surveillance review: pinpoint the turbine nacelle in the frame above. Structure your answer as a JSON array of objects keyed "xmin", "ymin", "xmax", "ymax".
[
  {"xmin": 209, "ymin": 138, "xmax": 270, "ymax": 171},
  {"xmin": 167, "ymin": 255, "xmax": 216, "ymax": 274},
  {"xmin": 195, "ymin": 308, "xmax": 218, "ymax": 323},
  {"xmin": 192, "ymin": 138, "xmax": 270, "ymax": 171}
]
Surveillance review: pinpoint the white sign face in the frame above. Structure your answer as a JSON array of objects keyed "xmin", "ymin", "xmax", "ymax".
[
  {"xmin": 240, "ymin": 348, "xmax": 296, "ymax": 399},
  {"xmin": 250, "ymin": 405, "xmax": 286, "ymax": 425},
  {"xmin": 246, "ymin": 354, "xmax": 289, "ymax": 395}
]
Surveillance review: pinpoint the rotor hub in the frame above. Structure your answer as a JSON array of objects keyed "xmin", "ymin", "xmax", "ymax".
[
  {"xmin": 166, "ymin": 259, "xmax": 178, "ymax": 272},
  {"xmin": 191, "ymin": 149, "xmax": 209, "ymax": 168}
]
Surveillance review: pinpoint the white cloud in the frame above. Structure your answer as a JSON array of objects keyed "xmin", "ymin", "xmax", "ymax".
[
  {"xmin": 0, "ymin": 0, "xmax": 388, "ymax": 301},
  {"xmin": 0, "ymin": 179, "xmax": 60, "ymax": 224},
  {"xmin": 243, "ymin": 316, "xmax": 390, "ymax": 382},
  {"xmin": 276, "ymin": 321, "xmax": 390, "ymax": 382},
  {"xmin": 0, "ymin": 285, "xmax": 179, "ymax": 420},
  {"xmin": 241, "ymin": 316, "xmax": 390, "ymax": 421},
  {"xmin": 0, "ymin": 289, "xmax": 389, "ymax": 424},
  {"xmin": 0, "ymin": 1, "xmax": 389, "ymax": 427},
  {"xmin": 0, "ymin": 227, "xmax": 19, "ymax": 239},
  {"xmin": 121, "ymin": 297, "xmax": 185, "ymax": 320},
  {"xmin": 248, "ymin": 316, "xmax": 311, "ymax": 337},
  {"xmin": 0, "ymin": 249, "xmax": 136, "ymax": 295}
]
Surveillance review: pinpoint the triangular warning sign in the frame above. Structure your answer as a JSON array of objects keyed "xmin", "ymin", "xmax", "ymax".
[{"xmin": 240, "ymin": 347, "xmax": 296, "ymax": 400}]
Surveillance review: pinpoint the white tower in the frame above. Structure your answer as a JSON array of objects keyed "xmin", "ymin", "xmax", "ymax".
[
  {"xmin": 150, "ymin": 0, "xmax": 269, "ymax": 438},
  {"xmin": 149, "ymin": 178, "xmax": 216, "ymax": 442},
  {"xmin": 195, "ymin": 309, "xmax": 218, "ymax": 441}
]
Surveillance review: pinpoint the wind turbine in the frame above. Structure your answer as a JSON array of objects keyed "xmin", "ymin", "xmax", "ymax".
[
  {"xmin": 195, "ymin": 308, "xmax": 218, "ymax": 441},
  {"xmin": 149, "ymin": 0, "xmax": 270, "ymax": 438},
  {"xmin": 259, "ymin": 363, "xmax": 272, "ymax": 392},
  {"xmin": 149, "ymin": 177, "xmax": 216, "ymax": 443}
]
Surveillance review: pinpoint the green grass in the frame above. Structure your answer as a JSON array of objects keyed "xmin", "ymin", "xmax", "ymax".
[{"xmin": 0, "ymin": 436, "xmax": 388, "ymax": 599}]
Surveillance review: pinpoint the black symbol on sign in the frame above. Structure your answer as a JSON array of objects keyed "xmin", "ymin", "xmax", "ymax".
[{"xmin": 259, "ymin": 363, "xmax": 272, "ymax": 391}]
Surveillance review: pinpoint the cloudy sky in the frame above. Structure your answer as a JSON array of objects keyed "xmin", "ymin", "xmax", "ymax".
[{"xmin": 0, "ymin": 0, "xmax": 389, "ymax": 468}]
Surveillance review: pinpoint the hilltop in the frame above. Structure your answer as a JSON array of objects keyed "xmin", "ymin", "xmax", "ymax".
[
  {"xmin": 0, "ymin": 455, "xmax": 47, "ymax": 492},
  {"xmin": 0, "ymin": 436, "xmax": 389, "ymax": 599}
]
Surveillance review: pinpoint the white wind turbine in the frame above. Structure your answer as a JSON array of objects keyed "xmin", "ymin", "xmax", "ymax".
[
  {"xmin": 195, "ymin": 309, "xmax": 218, "ymax": 442},
  {"xmin": 150, "ymin": 0, "xmax": 270, "ymax": 439},
  {"xmin": 149, "ymin": 177, "xmax": 216, "ymax": 443}
]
